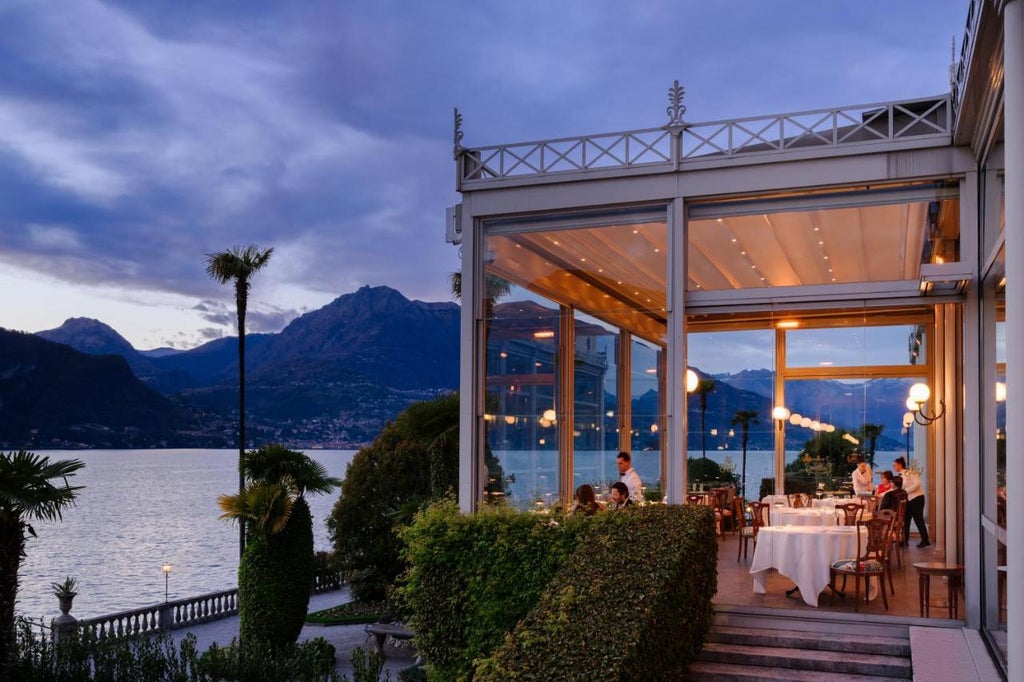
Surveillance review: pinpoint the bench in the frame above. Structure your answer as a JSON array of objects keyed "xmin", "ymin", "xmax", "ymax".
[{"xmin": 364, "ymin": 622, "xmax": 414, "ymax": 657}]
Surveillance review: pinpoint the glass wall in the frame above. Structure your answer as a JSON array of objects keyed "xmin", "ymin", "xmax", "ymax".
[
  {"xmin": 687, "ymin": 183, "xmax": 960, "ymax": 292},
  {"xmin": 483, "ymin": 206, "xmax": 667, "ymax": 508},
  {"xmin": 685, "ymin": 329, "xmax": 774, "ymax": 500}
]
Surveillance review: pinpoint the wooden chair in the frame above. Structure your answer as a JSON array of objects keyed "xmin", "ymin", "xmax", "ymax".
[
  {"xmin": 837, "ymin": 502, "xmax": 864, "ymax": 526},
  {"xmin": 875, "ymin": 509, "xmax": 897, "ymax": 595},
  {"xmin": 714, "ymin": 488, "xmax": 736, "ymax": 534},
  {"xmin": 829, "ymin": 517, "xmax": 892, "ymax": 611},
  {"xmin": 686, "ymin": 494, "xmax": 705, "ymax": 505},
  {"xmin": 892, "ymin": 497, "xmax": 908, "ymax": 568},
  {"xmin": 739, "ymin": 501, "xmax": 768, "ymax": 562},
  {"xmin": 787, "ymin": 493, "xmax": 806, "ymax": 508},
  {"xmin": 864, "ymin": 495, "xmax": 880, "ymax": 514}
]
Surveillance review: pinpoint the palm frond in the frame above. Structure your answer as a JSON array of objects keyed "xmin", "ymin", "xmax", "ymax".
[
  {"xmin": 0, "ymin": 450, "xmax": 84, "ymax": 522},
  {"xmin": 218, "ymin": 483, "xmax": 294, "ymax": 538},
  {"xmin": 242, "ymin": 444, "xmax": 341, "ymax": 497}
]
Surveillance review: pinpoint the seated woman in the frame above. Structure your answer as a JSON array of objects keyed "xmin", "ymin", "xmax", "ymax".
[
  {"xmin": 573, "ymin": 483, "xmax": 600, "ymax": 516},
  {"xmin": 875, "ymin": 470, "xmax": 895, "ymax": 496}
]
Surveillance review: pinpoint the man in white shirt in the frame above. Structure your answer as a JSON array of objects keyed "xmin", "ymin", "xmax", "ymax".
[
  {"xmin": 851, "ymin": 456, "xmax": 873, "ymax": 497},
  {"xmin": 616, "ymin": 451, "xmax": 643, "ymax": 505},
  {"xmin": 894, "ymin": 456, "xmax": 930, "ymax": 547}
]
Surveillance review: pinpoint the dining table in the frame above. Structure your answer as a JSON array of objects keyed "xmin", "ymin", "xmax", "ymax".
[
  {"xmin": 749, "ymin": 524, "xmax": 876, "ymax": 607},
  {"xmin": 811, "ymin": 497, "xmax": 866, "ymax": 510},
  {"xmin": 761, "ymin": 494, "xmax": 790, "ymax": 506}
]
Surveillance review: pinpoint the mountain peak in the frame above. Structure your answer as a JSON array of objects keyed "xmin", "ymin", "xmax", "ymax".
[{"xmin": 38, "ymin": 317, "xmax": 138, "ymax": 357}]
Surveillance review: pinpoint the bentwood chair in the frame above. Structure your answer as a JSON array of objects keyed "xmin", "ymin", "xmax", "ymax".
[
  {"xmin": 837, "ymin": 502, "xmax": 865, "ymax": 526},
  {"xmin": 739, "ymin": 501, "xmax": 769, "ymax": 562},
  {"xmin": 829, "ymin": 517, "xmax": 893, "ymax": 611},
  {"xmin": 874, "ymin": 509, "xmax": 897, "ymax": 594}
]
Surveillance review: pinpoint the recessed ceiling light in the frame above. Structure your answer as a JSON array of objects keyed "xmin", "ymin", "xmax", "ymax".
[{"xmin": 776, "ymin": 320, "xmax": 800, "ymax": 329}]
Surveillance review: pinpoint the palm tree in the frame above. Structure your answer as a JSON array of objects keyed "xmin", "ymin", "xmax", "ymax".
[
  {"xmin": 219, "ymin": 445, "xmax": 339, "ymax": 652},
  {"xmin": 205, "ymin": 244, "xmax": 273, "ymax": 557},
  {"xmin": 0, "ymin": 451, "xmax": 84, "ymax": 677},
  {"xmin": 695, "ymin": 378, "xmax": 717, "ymax": 459},
  {"xmin": 731, "ymin": 410, "xmax": 760, "ymax": 499},
  {"xmin": 859, "ymin": 423, "xmax": 885, "ymax": 467}
]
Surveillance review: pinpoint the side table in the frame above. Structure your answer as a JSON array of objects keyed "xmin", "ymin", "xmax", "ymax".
[{"xmin": 913, "ymin": 562, "xmax": 964, "ymax": 619}]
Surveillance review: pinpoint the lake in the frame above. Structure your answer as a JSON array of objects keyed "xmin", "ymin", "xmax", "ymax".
[{"xmin": 17, "ymin": 449, "xmax": 356, "ymax": 621}]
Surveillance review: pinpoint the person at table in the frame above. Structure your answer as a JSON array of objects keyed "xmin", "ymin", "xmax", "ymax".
[
  {"xmin": 608, "ymin": 482, "xmax": 636, "ymax": 510},
  {"xmin": 616, "ymin": 451, "xmax": 644, "ymax": 505},
  {"xmin": 875, "ymin": 470, "xmax": 895, "ymax": 496},
  {"xmin": 893, "ymin": 456, "xmax": 930, "ymax": 548},
  {"xmin": 879, "ymin": 475, "xmax": 907, "ymax": 513},
  {"xmin": 851, "ymin": 456, "xmax": 873, "ymax": 497},
  {"xmin": 572, "ymin": 484, "xmax": 600, "ymax": 516}
]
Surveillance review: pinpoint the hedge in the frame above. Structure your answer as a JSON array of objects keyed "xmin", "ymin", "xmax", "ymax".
[
  {"xmin": 397, "ymin": 501, "xmax": 588, "ymax": 681},
  {"xmin": 473, "ymin": 505, "xmax": 717, "ymax": 681},
  {"xmin": 239, "ymin": 499, "xmax": 315, "ymax": 654}
]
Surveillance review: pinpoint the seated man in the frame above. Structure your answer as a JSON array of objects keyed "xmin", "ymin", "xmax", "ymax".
[
  {"xmin": 879, "ymin": 475, "xmax": 907, "ymax": 513},
  {"xmin": 608, "ymin": 481, "xmax": 635, "ymax": 510}
]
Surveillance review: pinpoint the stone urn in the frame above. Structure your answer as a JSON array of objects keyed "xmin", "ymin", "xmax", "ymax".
[{"xmin": 57, "ymin": 593, "xmax": 76, "ymax": 616}]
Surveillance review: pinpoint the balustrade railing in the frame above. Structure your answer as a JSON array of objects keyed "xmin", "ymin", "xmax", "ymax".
[
  {"xmin": 459, "ymin": 95, "xmax": 951, "ymax": 185},
  {"xmin": 69, "ymin": 570, "xmax": 343, "ymax": 640}
]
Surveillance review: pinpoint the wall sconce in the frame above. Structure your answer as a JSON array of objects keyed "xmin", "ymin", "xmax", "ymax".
[
  {"xmin": 907, "ymin": 382, "xmax": 945, "ymax": 425},
  {"xmin": 772, "ymin": 405, "xmax": 790, "ymax": 431},
  {"xmin": 685, "ymin": 368, "xmax": 699, "ymax": 393}
]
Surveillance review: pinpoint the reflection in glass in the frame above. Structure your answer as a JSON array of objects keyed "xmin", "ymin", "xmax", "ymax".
[
  {"xmin": 484, "ymin": 286, "xmax": 560, "ymax": 509},
  {"xmin": 572, "ymin": 312, "xmax": 618, "ymax": 503},
  {"xmin": 630, "ymin": 338, "xmax": 662, "ymax": 500}
]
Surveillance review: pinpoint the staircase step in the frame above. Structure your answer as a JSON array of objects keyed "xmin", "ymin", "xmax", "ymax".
[
  {"xmin": 697, "ymin": 642, "xmax": 911, "ymax": 678},
  {"xmin": 685, "ymin": 660, "xmax": 910, "ymax": 681},
  {"xmin": 708, "ymin": 625, "xmax": 911, "ymax": 656}
]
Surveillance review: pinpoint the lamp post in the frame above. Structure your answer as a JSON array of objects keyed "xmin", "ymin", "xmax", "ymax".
[
  {"xmin": 902, "ymin": 411, "xmax": 914, "ymax": 459},
  {"xmin": 162, "ymin": 564, "xmax": 172, "ymax": 603}
]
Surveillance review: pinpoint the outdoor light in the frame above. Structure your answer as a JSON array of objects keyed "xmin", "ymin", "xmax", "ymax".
[
  {"xmin": 907, "ymin": 382, "xmax": 945, "ymax": 425},
  {"xmin": 710, "ymin": 428, "xmax": 718, "ymax": 436},
  {"xmin": 996, "ymin": 381, "xmax": 1007, "ymax": 403},
  {"xmin": 772, "ymin": 406, "xmax": 791, "ymax": 421},
  {"xmin": 504, "ymin": 415, "xmax": 516, "ymax": 425},
  {"xmin": 903, "ymin": 411, "xmax": 915, "ymax": 428},
  {"xmin": 686, "ymin": 368, "xmax": 699, "ymax": 393},
  {"xmin": 162, "ymin": 564, "xmax": 172, "ymax": 603},
  {"xmin": 800, "ymin": 417, "xmax": 812, "ymax": 428},
  {"xmin": 789, "ymin": 412, "xmax": 802, "ymax": 425},
  {"xmin": 650, "ymin": 423, "xmax": 659, "ymax": 433},
  {"xmin": 542, "ymin": 408, "xmax": 557, "ymax": 422}
]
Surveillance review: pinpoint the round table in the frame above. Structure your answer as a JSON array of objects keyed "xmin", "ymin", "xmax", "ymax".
[{"xmin": 913, "ymin": 562, "xmax": 964, "ymax": 619}]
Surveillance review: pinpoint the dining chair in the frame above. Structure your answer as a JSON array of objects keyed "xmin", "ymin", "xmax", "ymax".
[
  {"xmin": 864, "ymin": 494, "xmax": 880, "ymax": 514},
  {"xmin": 875, "ymin": 509, "xmax": 897, "ymax": 594},
  {"xmin": 686, "ymin": 494, "xmax": 704, "ymax": 505},
  {"xmin": 837, "ymin": 502, "xmax": 864, "ymax": 526},
  {"xmin": 829, "ymin": 516, "xmax": 892, "ymax": 611},
  {"xmin": 715, "ymin": 488, "xmax": 736, "ymax": 534},
  {"xmin": 739, "ymin": 500, "xmax": 769, "ymax": 562},
  {"xmin": 892, "ymin": 497, "xmax": 908, "ymax": 569},
  {"xmin": 787, "ymin": 493, "xmax": 805, "ymax": 508}
]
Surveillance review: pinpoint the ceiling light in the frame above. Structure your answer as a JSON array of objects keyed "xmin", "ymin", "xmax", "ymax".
[
  {"xmin": 776, "ymin": 320, "xmax": 799, "ymax": 329},
  {"xmin": 533, "ymin": 330, "xmax": 555, "ymax": 339}
]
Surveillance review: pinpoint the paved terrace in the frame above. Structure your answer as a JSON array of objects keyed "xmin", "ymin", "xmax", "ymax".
[{"xmin": 168, "ymin": 589, "xmax": 418, "ymax": 678}]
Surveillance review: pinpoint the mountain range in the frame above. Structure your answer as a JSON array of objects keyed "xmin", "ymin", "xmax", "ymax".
[{"xmin": 2, "ymin": 284, "xmax": 909, "ymax": 451}]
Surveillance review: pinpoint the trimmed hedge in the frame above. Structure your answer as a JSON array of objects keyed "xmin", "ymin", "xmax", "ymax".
[
  {"xmin": 238, "ymin": 499, "xmax": 315, "ymax": 653},
  {"xmin": 473, "ymin": 505, "xmax": 717, "ymax": 681},
  {"xmin": 397, "ymin": 501, "xmax": 588, "ymax": 681}
]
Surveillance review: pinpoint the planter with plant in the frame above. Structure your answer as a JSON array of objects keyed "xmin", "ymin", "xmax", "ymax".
[{"xmin": 50, "ymin": 576, "xmax": 78, "ymax": 615}]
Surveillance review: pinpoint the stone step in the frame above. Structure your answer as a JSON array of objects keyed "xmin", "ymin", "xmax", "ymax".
[
  {"xmin": 708, "ymin": 625, "xmax": 911, "ymax": 656},
  {"xmin": 685, "ymin": 660, "xmax": 911, "ymax": 681},
  {"xmin": 696, "ymin": 642, "xmax": 912, "ymax": 678}
]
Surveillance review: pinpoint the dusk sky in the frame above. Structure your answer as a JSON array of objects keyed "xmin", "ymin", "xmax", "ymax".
[{"xmin": 1, "ymin": 1, "xmax": 967, "ymax": 350}]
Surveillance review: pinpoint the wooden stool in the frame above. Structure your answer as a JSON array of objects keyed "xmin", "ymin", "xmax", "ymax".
[{"xmin": 913, "ymin": 562, "xmax": 964, "ymax": 619}]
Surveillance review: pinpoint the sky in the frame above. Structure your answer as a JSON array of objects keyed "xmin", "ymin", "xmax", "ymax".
[{"xmin": 0, "ymin": 0, "xmax": 968, "ymax": 350}]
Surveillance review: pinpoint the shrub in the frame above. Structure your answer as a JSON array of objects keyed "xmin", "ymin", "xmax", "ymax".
[
  {"xmin": 473, "ymin": 505, "xmax": 718, "ymax": 681},
  {"xmin": 238, "ymin": 498, "xmax": 314, "ymax": 654},
  {"xmin": 198, "ymin": 636, "xmax": 339, "ymax": 681},
  {"xmin": 397, "ymin": 501, "xmax": 587, "ymax": 681}
]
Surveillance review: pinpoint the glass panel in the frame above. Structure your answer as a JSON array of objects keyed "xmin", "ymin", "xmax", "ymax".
[
  {"xmin": 572, "ymin": 312, "xmax": 618, "ymax": 501},
  {"xmin": 686, "ymin": 329, "xmax": 774, "ymax": 500},
  {"xmin": 781, "ymin": 376, "xmax": 928, "ymax": 495},
  {"xmin": 987, "ymin": 256, "xmax": 1007, "ymax": 659},
  {"xmin": 687, "ymin": 184, "xmax": 960, "ymax": 292},
  {"xmin": 484, "ymin": 284, "xmax": 560, "ymax": 510},
  {"xmin": 630, "ymin": 338, "xmax": 662, "ymax": 501},
  {"xmin": 786, "ymin": 324, "xmax": 926, "ymax": 368}
]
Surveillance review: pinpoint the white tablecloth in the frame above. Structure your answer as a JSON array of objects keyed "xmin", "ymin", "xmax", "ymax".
[
  {"xmin": 770, "ymin": 508, "xmax": 839, "ymax": 527},
  {"xmin": 811, "ymin": 498, "xmax": 866, "ymax": 509},
  {"xmin": 761, "ymin": 495, "xmax": 790, "ymax": 506},
  {"xmin": 750, "ymin": 525, "xmax": 874, "ymax": 607}
]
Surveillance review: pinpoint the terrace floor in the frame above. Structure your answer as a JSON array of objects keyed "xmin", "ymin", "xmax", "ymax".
[{"xmin": 712, "ymin": 528, "xmax": 958, "ymax": 620}]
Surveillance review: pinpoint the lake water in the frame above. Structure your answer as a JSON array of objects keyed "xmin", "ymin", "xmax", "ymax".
[{"xmin": 17, "ymin": 449, "xmax": 356, "ymax": 621}]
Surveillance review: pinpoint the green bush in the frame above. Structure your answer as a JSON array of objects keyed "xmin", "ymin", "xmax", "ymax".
[
  {"xmin": 397, "ymin": 501, "xmax": 587, "ymax": 681},
  {"xmin": 198, "ymin": 637, "xmax": 338, "ymax": 681},
  {"xmin": 473, "ymin": 505, "xmax": 718, "ymax": 681},
  {"xmin": 238, "ymin": 498, "xmax": 314, "ymax": 654},
  {"xmin": 329, "ymin": 424, "xmax": 435, "ymax": 601}
]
